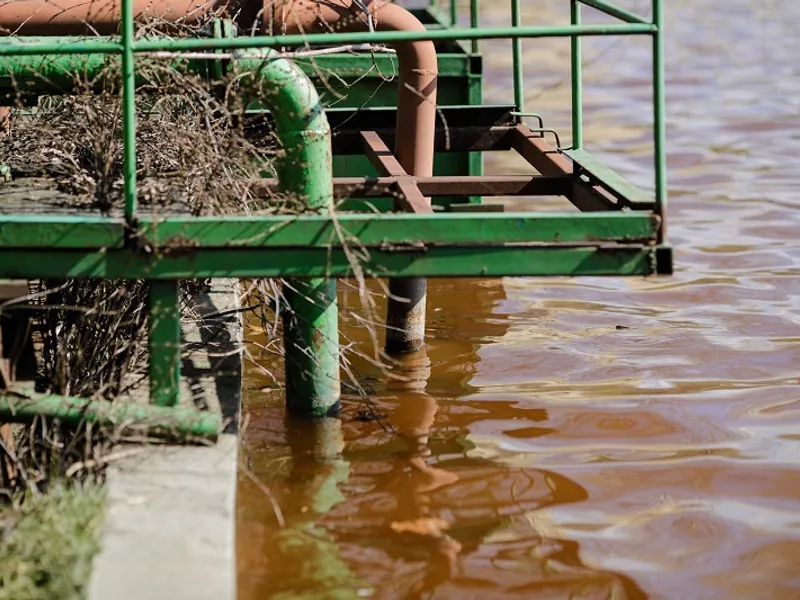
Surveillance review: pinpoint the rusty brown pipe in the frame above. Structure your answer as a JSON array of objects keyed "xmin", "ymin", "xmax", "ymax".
[{"xmin": 0, "ymin": 0, "xmax": 252, "ymax": 35}]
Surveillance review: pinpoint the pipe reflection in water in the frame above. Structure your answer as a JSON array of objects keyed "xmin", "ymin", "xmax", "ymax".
[
  {"xmin": 239, "ymin": 412, "xmax": 370, "ymax": 599},
  {"xmin": 376, "ymin": 348, "xmax": 463, "ymax": 595}
]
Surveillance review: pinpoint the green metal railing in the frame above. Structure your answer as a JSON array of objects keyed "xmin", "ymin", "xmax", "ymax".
[
  {"xmin": 0, "ymin": 0, "xmax": 667, "ymax": 222},
  {"xmin": 424, "ymin": 0, "xmax": 666, "ymax": 224},
  {"xmin": 0, "ymin": 0, "xmax": 667, "ymax": 441}
]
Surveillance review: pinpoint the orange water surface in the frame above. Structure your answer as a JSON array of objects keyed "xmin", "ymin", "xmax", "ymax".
[{"xmin": 238, "ymin": 2, "xmax": 800, "ymax": 598}]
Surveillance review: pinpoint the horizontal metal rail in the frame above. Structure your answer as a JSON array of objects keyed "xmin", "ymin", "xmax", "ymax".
[
  {"xmin": 0, "ymin": 245, "xmax": 672, "ymax": 279},
  {"xmin": 577, "ymin": 0, "xmax": 650, "ymax": 24},
  {"xmin": 0, "ymin": 212, "xmax": 659, "ymax": 248},
  {"xmin": 0, "ymin": 23, "xmax": 658, "ymax": 57}
]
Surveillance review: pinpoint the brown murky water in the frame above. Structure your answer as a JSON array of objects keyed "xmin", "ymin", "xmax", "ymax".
[{"xmin": 237, "ymin": 1, "xmax": 800, "ymax": 598}]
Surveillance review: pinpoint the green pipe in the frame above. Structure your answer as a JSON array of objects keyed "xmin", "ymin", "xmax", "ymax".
[
  {"xmin": 570, "ymin": 0, "xmax": 583, "ymax": 149},
  {"xmin": 0, "ymin": 39, "xmax": 218, "ymax": 97},
  {"xmin": 0, "ymin": 23, "xmax": 658, "ymax": 58},
  {"xmin": 148, "ymin": 280, "xmax": 181, "ymax": 407},
  {"xmin": 510, "ymin": 0, "xmax": 524, "ymax": 112},
  {"xmin": 121, "ymin": 0, "xmax": 136, "ymax": 222},
  {"xmin": 0, "ymin": 51, "xmax": 114, "ymax": 95},
  {"xmin": 0, "ymin": 391, "xmax": 221, "ymax": 440},
  {"xmin": 450, "ymin": 0, "xmax": 458, "ymax": 26},
  {"xmin": 234, "ymin": 55, "xmax": 340, "ymax": 416},
  {"xmin": 0, "ymin": 52, "xmax": 235, "ymax": 102},
  {"xmin": 577, "ymin": 0, "xmax": 649, "ymax": 24}
]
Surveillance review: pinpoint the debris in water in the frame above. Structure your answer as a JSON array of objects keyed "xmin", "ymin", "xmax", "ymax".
[{"xmin": 390, "ymin": 517, "xmax": 450, "ymax": 537}]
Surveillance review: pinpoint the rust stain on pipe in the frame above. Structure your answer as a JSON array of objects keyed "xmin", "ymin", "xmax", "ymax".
[{"xmin": 0, "ymin": 0, "xmax": 245, "ymax": 34}]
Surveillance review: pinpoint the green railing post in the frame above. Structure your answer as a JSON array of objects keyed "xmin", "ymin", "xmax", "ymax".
[
  {"xmin": 652, "ymin": 0, "xmax": 667, "ymax": 242},
  {"xmin": 571, "ymin": 0, "xmax": 583, "ymax": 149},
  {"xmin": 511, "ymin": 0, "xmax": 524, "ymax": 112},
  {"xmin": 451, "ymin": 0, "xmax": 459, "ymax": 26},
  {"xmin": 234, "ymin": 54, "xmax": 340, "ymax": 416},
  {"xmin": 470, "ymin": 0, "xmax": 479, "ymax": 53},
  {"xmin": 148, "ymin": 281, "xmax": 181, "ymax": 407},
  {"xmin": 120, "ymin": 0, "xmax": 137, "ymax": 223},
  {"xmin": 123, "ymin": 0, "xmax": 183, "ymax": 410}
]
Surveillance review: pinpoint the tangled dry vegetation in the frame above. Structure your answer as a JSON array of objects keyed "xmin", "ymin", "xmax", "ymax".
[
  {"xmin": 0, "ymin": 16, "xmax": 397, "ymax": 503},
  {"xmin": 0, "ymin": 55, "xmax": 279, "ymax": 498}
]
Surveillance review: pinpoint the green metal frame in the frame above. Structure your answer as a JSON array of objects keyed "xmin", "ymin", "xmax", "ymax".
[{"xmin": 0, "ymin": 0, "xmax": 668, "ymax": 441}]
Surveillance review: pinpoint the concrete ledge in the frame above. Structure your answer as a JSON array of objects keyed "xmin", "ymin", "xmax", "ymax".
[{"xmin": 89, "ymin": 279, "xmax": 242, "ymax": 600}]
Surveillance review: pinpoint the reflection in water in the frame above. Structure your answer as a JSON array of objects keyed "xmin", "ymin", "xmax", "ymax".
[
  {"xmin": 241, "ymin": 1, "xmax": 800, "ymax": 597},
  {"xmin": 239, "ymin": 279, "xmax": 645, "ymax": 599}
]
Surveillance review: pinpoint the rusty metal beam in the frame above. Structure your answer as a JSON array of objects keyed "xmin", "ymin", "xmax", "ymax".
[
  {"xmin": 331, "ymin": 125, "xmax": 515, "ymax": 155},
  {"xmin": 250, "ymin": 175, "xmax": 571, "ymax": 199},
  {"xmin": 360, "ymin": 131, "xmax": 432, "ymax": 214},
  {"xmin": 323, "ymin": 105, "xmax": 517, "ymax": 154},
  {"xmin": 509, "ymin": 126, "xmax": 619, "ymax": 212}
]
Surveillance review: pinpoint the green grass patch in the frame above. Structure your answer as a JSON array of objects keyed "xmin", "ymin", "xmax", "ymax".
[{"xmin": 0, "ymin": 484, "xmax": 106, "ymax": 600}]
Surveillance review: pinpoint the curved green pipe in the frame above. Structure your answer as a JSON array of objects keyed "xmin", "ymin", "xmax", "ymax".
[{"xmin": 233, "ymin": 55, "xmax": 341, "ymax": 416}]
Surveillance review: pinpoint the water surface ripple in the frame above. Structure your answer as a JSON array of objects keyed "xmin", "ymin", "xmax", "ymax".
[{"xmin": 238, "ymin": 2, "xmax": 800, "ymax": 598}]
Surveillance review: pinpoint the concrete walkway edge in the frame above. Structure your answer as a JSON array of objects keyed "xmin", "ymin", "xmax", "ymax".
[{"xmin": 88, "ymin": 279, "xmax": 242, "ymax": 600}]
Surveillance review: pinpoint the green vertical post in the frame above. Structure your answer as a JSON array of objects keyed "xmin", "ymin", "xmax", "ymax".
[
  {"xmin": 570, "ymin": 0, "xmax": 583, "ymax": 149},
  {"xmin": 120, "ymin": 0, "xmax": 137, "ymax": 222},
  {"xmin": 451, "ymin": 0, "xmax": 458, "ymax": 26},
  {"xmin": 235, "ymin": 55, "xmax": 339, "ymax": 416},
  {"xmin": 148, "ymin": 281, "xmax": 181, "ymax": 407},
  {"xmin": 511, "ymin": 0, "xmax": 524, "ymax": 112},
  {"xmin": 470, "ymin": 0, "xmax": 479, "ymax": 53},
  {"xmin": 652, "ymin": 0, "xmax": 667, "ymax": 241}
]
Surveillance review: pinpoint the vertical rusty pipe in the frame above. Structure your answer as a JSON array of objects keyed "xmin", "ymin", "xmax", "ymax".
[{"xmin": 268, "ymin": 1, "xmax": 438, "ymax": 356}]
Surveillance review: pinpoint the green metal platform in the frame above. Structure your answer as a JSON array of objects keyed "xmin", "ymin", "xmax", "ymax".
[{"xmin": 0, "ymin": 0, "xmax": 670, "ymax": 439}]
